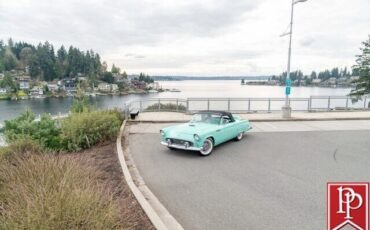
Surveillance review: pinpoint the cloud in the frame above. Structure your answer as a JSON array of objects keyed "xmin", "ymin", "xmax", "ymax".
[
  {"xmin": 0, "ymin": 0, "xmax": 369, "ymax": 76},
  {"xmin": 300, "ymin": 37, "xmax": 314, "ymax": 47}
]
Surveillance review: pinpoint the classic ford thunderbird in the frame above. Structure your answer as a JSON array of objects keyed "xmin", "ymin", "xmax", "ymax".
[{"xmin": 160, "ymin": 111, "xmax": 252, "ymax": 156}]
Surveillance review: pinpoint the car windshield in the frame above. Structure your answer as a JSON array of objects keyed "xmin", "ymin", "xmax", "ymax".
[{"xmin": 190, "ymin": 113, "xmax": 222, "ymax": 125}]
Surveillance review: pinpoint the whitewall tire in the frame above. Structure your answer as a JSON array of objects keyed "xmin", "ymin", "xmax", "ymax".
[
  {"xmin": 199, "ymin": 138, "xmax": 214, "ymax": 156},
  {"xmin": 235, "ymin": 132, "xmax": 244, "ymax": 141}
]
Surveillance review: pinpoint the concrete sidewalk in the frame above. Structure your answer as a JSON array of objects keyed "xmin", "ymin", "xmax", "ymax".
[{"xmin": 131, "ymin": 111, "xmax": 370, "ymax": 122}]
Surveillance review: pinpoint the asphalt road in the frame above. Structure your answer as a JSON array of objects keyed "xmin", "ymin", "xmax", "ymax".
[{"xmin": 129, "ymin": 130, "xmax": 370, "ymax": 230}]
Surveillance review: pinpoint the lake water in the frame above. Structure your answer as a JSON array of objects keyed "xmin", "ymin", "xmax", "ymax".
[
  {"xmin": 0, "ymin": 80, "xmax": 352, "ymax": 123},
  {"xmin": 0, "ymin": 80, "xmax": 356, "ymax": 146}
]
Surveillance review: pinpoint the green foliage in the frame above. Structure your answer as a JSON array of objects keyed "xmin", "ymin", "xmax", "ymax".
[
  {"xmin": 102, "ymin": 72, "xmax": 114, "ymax": 84},
  {"xmin": 350, "ymin": 35, "xmax": 370, "ymax": 98},
  {"xmin": 138, "ymin": 72, "xmax": 154, "ymax": 83},
  {"xmin": 2, "ymin": 47, "xmax": 18, "ymax": 71},
  {"xmin": 111, "ymin": 64, "xmax": 120, "ymax": 74},
  {"xmin": 277, "ymin": 67, "xmax": 352, "ymax": 85},
  {"xmin": 4, "ymin": 110, "xmax": 62, "ymax": 150},
  {"xmin": 4, "ymin": 109, "xmax": 35, "ymax": 140},
  {"xmin": 60, "ymin": 110, "xmax": 122, "ymax": 151},
  {"xmin": 0, "ymin": 154, "xmax": 124, "ymax": 229},
  {"xmin": 0, "ymin": 39, "xmax": 103, "ymax": 82},
  {"xmin": 70, "ymin": 86, "xmax": 92, "ymax": 113},
  {"xmin": 3, "ymin": 107, "xmax": 123, "ymax": 153},
  {"xmin": 0, "ymin": 73, "xmax": 17, "ymax": 91},
  {"xmin": 144, "ymin": 103, "xmax": 187, "ymax": 112}
]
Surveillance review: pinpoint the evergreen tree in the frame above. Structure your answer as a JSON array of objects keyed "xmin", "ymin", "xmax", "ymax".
[
  {"xmin": 350, "ymin": 35, "xmax": 370, "ymax": 97},
  {"xmin": 102, "ymin": 72, "xmax": 114, "ymax": 83},
  {"xmin": 111, "ymin": 64, "xmax": 120, "ymax": 74},
  {"xmin": 3, "ymin": 47, "xmax": 18, "ymax": 70},
  {"xmin": 310, "ymin": 71, "xmax": 317, "ymax": 79}
]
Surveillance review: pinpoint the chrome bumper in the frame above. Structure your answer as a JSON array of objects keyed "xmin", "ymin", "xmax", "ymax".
[{"xmin": 161, "ymin": 141, "xmax": 202, "ymax": 151}]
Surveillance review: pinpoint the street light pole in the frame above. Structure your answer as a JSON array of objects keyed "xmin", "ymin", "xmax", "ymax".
[
  {"xmin": 285, "ymin": 0, "xmax": 294, "ymax": 107},
  {"xmin": 282, "ymin": 0, "xmax": 307, "ymax": 118}
]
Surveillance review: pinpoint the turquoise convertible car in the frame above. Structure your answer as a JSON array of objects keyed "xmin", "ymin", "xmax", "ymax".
[{"xmin": 160, "ymin": 111, "xmax": 252, "ymax": 156}]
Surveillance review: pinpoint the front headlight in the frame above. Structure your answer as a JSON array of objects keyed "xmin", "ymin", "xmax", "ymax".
[
  {"xmin": 193, "ymin": 134, "xmax": 200, "ymax": 141},
  {"xmin": 160, "ymin": 130, "xmax": 165, "ymax": 136}
]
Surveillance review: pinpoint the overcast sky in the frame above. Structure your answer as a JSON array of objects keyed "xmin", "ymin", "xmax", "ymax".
[{"xmin": 1, "ymin": 0, "xmax": 369, "ymax": 76}]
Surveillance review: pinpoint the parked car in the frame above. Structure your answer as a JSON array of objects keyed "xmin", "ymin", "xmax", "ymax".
[{"xmin": 160, "ymin": 111, "xmax": 252, "ymax": 156}]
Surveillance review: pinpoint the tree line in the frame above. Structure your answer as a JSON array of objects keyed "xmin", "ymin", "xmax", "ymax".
[
  {"xmin": 271, "ymin": 67, "xmax": 354, "ymax": 85},
  {"xmin": 0, "ymin": 38, "xmax": 103, "ymax": 82}
]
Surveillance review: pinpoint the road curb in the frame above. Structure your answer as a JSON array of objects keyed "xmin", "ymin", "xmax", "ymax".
[{"xmin": 116, "ymin": 120, "xmax": 184, "ymax": 230}]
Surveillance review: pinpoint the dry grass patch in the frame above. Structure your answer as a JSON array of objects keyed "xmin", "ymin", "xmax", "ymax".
[{"xmin": 0, "ymin": 154, "xmax": 127, "ymax": 230}]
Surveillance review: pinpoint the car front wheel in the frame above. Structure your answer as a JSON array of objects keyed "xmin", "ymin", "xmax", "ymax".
[
  {"xmin": 199, "ymin": 138, "xmax": 214, "ymax": 156},
  {"xmin": 235, "ymin": 132, "xmax": 244, "ymax": 141}
]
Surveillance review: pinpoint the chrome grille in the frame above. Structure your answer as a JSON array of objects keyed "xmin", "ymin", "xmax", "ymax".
[{"xmin": 167, "ymin": 138, "xmax": 193, "ymax": 147}]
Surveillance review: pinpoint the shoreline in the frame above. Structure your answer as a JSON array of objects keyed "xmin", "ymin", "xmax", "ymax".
[{"xmin": 0, "ymin": 89, "xmax": 162, "ymax": 101}]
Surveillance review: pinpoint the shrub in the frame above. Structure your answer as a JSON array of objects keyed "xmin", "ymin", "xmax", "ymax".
[
  {"xmin": 4, "ymin": 109, "xmax": 35, "ymax": 141},
  {"xmin": 70, "ymin": 86, "xmax": 93, "ymax": 113},
  {"xmin": 4, "ymin": 110, "xmax": 62, "ymax": 150},
  {"xmin": 3, "ymin": 108, "xmax": 123, "ymax": 153},
  {"xmin": 60, "ymin": 110, "xmax": 122, "ymax": 151},
  {"xmin": 0, "ymin": 138, "xmax": 44, "ymax": 161},
  {"xmin": 144, "ymin": 103, "xmax": 187, "ymax": 112},
  {"xmin": 0, "ymin": 154, "xmax": 124, "ymax": 229}
]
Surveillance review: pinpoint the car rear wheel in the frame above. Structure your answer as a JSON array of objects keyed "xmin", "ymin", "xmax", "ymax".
[
  {"xmin": 167, "ymin": 147, "xmax": 175, "ymax": 150},
  {"xmin": 199, "ymin": 138, "xmax": 213, "ymax": 156},
  {"xmin": 235, "ymin": 132, "xmax": 244, "ymax": 141}
]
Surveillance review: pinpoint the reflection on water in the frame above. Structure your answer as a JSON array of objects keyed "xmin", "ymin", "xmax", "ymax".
[{"xmin": 0, "ymin": 80, "xmax": 352, "ymax": 123}]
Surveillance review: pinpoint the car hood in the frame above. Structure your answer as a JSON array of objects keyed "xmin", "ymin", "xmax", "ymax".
[{"xmin": 166, "ymin": 122, "xmax": 217, "ymax": 136}]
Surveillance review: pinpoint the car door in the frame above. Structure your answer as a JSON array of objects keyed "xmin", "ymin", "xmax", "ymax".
[{"xmin": 218, "ymin": 117, "xmax": 238, "ymax": 142}]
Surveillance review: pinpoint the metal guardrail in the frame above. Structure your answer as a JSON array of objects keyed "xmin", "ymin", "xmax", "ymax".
[{"xmin": 124, "ymin": 96, "xmax": 369, "ymax": 115}]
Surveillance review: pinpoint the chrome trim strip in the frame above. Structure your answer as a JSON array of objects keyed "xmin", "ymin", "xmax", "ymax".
[{"xmin": 161, "ymin": 141, "xmax": 202, "ymax": 151}]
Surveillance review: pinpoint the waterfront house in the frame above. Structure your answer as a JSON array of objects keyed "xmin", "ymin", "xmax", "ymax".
[
  {"xmin": 111, "ymin": 84, "xmax": 118, "ymax": 92},
  {"xmin": 64, "ymin": 79, "xmax": 77, "ymax": 92},
  {"xmin": 98, "ymin": 83, "xmax": 111, "ymax": 92},
  {"xmin": 0, "ymin": 88, "xmax": 7, "ymax": 95},
  {"xmin": 29, "ymin": 86, "xmax": 44, "ymax": 98},
  {"xmin": 350, "ymin": 76, "xmax": 360, "ymax": 82},
  {"xmin": 328, "ymin": 77, "xmax": 337, "ymax": 85},
  {"xmin": 17, "ymin": 76, "xmax": 31, "ymax": 90},
  {"xmin": 130, "ymin": 79, "xmax": 146, "ymax": 89},
  {"xmin": 337, "ymin": 77, "xmax": 349, "ymax": 87},
  {"xmin": 148, "ymin": 82, "xmax": 160, "ymax": 89},
  {"xmin": 47, "ymin": 83, "xmax": 59, "ymax": 92},
  {"xmin": 312, "ymin": 78, "xmax": 322, "ymax": 85}
]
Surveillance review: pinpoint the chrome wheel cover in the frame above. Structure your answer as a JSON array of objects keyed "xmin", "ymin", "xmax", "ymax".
[
  {"xmin": 200, "ymin": 139, "xmax": 213, "ymax": 155},
  {"xmin": 237, "ymin": 132, "xmax": 243, "ymax": 140}
]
